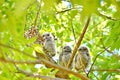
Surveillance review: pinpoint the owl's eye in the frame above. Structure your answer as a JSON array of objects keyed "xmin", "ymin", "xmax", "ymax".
[
  {"xmin": 86, "ymin": 53, "xmax": 89, "ymax": 56},
  {"xmin": 47, "ymin": 34, "xmax": 50, "ymax": 36},
  {"xmin": 42, "ymin": 35, "xmax": 45, "ymax": 37},
  {"xmin": 79, "ymin": 48, "xmax": 82, "ymax": 50},
  {"xmin": 64, "ymin": 47, "xmax": 66, "ymax": 49}
]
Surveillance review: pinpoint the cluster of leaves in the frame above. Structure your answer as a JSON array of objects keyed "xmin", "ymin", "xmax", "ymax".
[{"xmin": 0, "ymin": 0, "xmax": 120, "ymax": 80}]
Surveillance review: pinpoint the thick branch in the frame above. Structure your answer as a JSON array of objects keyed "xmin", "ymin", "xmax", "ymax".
[
  {"xmin": 41, "ymin": 59, "xmax": 89, "ymax": 80},
  {"xmin": 1, "ymin": 57, "xmax": 119, "ymax": 79},
  {"xmin": 15, "ymin": 65, "xmax": 68, "ymax": 80},
  {"xmin": 67, "ymin": 17, "xmax": 91, "ymax": 68},
  {"xmin": 0, "ymin": 57, "xmax": 89, "ymax": 80},
  {"xmin": 0, "ymin": 58, "xmax": 120, "ymax": 74}
]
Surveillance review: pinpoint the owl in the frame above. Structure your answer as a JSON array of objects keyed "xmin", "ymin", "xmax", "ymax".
[
  {"xmin": 75, "ymin": 46, "xmax": 91, "ymax": 71},
  {"xmin": 42, "ymin": 32, "xmax": 56, "ymax": 57},
  {"xmin": 59, "ymin": 45, "xmax": 72, "ymax": 69}
]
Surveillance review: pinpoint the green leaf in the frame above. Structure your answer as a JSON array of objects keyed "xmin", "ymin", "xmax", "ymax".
[{"xmin": 34, "ymin": 45, "xmax": 44, "ymax": 54}]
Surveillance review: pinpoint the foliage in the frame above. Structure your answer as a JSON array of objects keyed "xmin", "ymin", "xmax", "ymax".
[{"xmin": 0, "ymin": 0, "xmax": 120, "ymax": 80}]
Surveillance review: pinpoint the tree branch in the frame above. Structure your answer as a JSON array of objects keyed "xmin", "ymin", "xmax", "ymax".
[
  {"xmin": 100, "ymin": 38, "xmax": 120, "ymax": 60},
  {"xmin": 14, "ymin": 65, "xmax": 68, "ymax": 80},
  {"xmin": 67, "ymin": 16, "xmax": 91, "ymax": 68},
  {"xmin": 24, "ymin": 0, "xmax": 36, "ymax": 29},
  {"xmin": 91, "ymin": 69, "xmax": 120, "ymax": 72},
  {"xmin": 93, "ymin": 73, "xmax": 100, "ymax": 80},
  {"xmin": 0, "ymin": 57, "xmax": 39, "ymax": 64},
  {"xmin": 98, "ymin": 12, "xmax": 118, "ymax": 21},
  {"xmin": 1, "ymin": 56, "xmax": 119, "ymax": 79},
  {"xmin": 42, "ymin": 59, "xmax": 89, "ymax": 80},
  {"xmin": 0, "ymin": 43, "xmax": 36, "ymax": 58},
  {"xmin": 104, "ymin": 48, "xmax": 120, "ymax": 60},
  {"xmin": 87, "ymin": 47, "xmax": 109, "ymax": 76},
  {"xmin": 1, "ymin": 57, "xmax": 119, "ymax": 73},
  {"xmin": 56, "ymin": 7, "xmax": 119, "ymax": 21},
  {"xmin": 56, "ymin": 8, "xmax": 73, "ymax": 14},
  {"xmin": 34, "ymin": 2, "xmax": 41, "ymax": 27},
  {"xmin": 71, "ymin": 22, "xmax": 77, "ymax": 43},
  {"xmin": 0, "ymin": 57, "xmax": 89, "ymax": 80}
]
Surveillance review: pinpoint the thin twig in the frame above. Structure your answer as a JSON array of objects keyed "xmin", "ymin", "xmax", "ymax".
[
  {"xmin": 71, "ymin": 22, "xmax": 76, "ymax": 43},
  {"xmin": 93, "ymin": 73, "xmax": 100, "ymax": 80},
  {"xmin": 102, "ymin": 43, "xmax": 120, "ymax": 60},
  {"xmin": 98, "ymin": 12, "xmax": 118, "ymax": 21},
  {"xmin": 24, "ymin": 0, "xmax": 36, "ymax": 29},
  {"xmin": 67, "ymin": 16, "xmax": 91, "ymax": 68},
  {"xmin": 87, "ymin": 47, "xmax": 109, "ymax": 76},
  {"xmin": 56, "ymin": 8, "xmax": 73, "ymax": 14},
  {"xmin": 24, "ymin": 13, "xmax": 27, "ymax": 30},
  {"xmin": 100, "ymin": 38, "xmax": 120, "ymax": 60},
  {"xmin": 0, "ymin": 43, "xmax": 36, "ymax": 58},
  {"xmin": 56, "ymin": 7, "xmax": 118, "ymax": 21},
  {"xmin": 34, "ymin": 3, "xmax": 41, "ymax": 27},
  {"xmin": 105, "ymin": 48, "xmax": 120, "ymax": 60},
  {"xmin": 87, "ymin": 53, "xmax": 102, "ymax": 76},
  {"xmin": 91, "ymin": 69, "xmax": 120, "ymax": 72}
]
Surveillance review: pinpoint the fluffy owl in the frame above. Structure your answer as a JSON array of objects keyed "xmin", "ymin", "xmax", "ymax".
[
  {"xmin": 59, "ymin": 45, "xmax": 72, "ymax": 69},
  {"xmin": 42, "ymin": 32, "xmax": 56, "ymax": 57},
  {"xmin": 75, "ymin": 46, "xmax": 91, "ymax": 71}
]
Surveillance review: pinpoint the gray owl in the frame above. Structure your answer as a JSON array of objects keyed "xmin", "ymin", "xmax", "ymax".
[
  {"xmin": 75, "ymin": 46, "xmax": 91, "ymax": 71},
  {"xmin": 59, "ymin": 45, "xmax": 72, "ymax": 69},
  {"xmin": 42, "ymin": 32, "xmax": 56, "ymax": 57}
]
